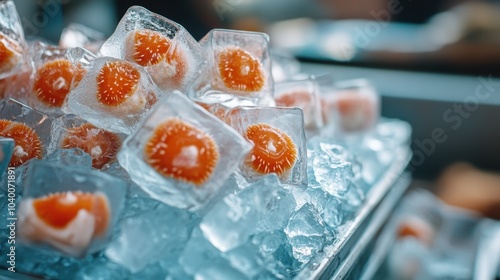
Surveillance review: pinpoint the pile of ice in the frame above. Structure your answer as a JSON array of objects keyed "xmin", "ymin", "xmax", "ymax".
[{"xmin": 0, "ymin": 2, "xmax": 411, "ymax": 279}]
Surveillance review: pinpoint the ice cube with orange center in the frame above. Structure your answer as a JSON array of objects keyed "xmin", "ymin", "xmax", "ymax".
[
  {"xmin": 144, "ymin": 118, "xmax": 219, "ymax": 186},
  {"xmin": 125, "ymin": 29, "xmax": 187, "ymax": 90},
  {"xmin": 33, "ymin": 59, "xmax": 86, "ymax": 108},
  {"xmin": 225, "ymin": 106, "xmax": 307, "ymax": 186},
  {"xmin": 245, "ymin": 123, "xmax": 297, "ymax": 175},
  {"xmin": 117, "ymin": 92, "xmax": 251, "ymax": 210},
  {"xmin": 0, "ymin": 119, "xmax": 42, "ymax": 167},
  {"xmin": 61, "ymin": 123, "xmax": 122, "ymax": 169},
  {"xmin": 18, "ymin": 191, "xmax": 111, "ymax": 256}
]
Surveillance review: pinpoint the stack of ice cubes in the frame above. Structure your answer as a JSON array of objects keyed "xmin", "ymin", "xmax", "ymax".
[{"xmin": 0, "ymin": 2, "xmax": 412, "ymax": 279}]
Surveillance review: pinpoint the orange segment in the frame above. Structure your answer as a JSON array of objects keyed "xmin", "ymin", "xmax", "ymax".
[
  {"xmin": 144, "ymin": 118, "xmax": 219, "ymax": 186},
  {"xmin": 129, "ymin": 29, "xmax": 186, "ymax": 87},
  {"xmin": 217, "ymin": 46, "xmax": 265, "ymax": 93},
  {"xmin": 245, "ymin": 123, "xmax": 297, "ymax": 175},
  {"xmin": 96, "ymin": 60, "xmax": 141, "ymax": 107},
  {"xmin": 32, "ymin": 191, "xmax": 110, "ymax": 236},
  {"xmin": 61, "ymin": 123, "xmax": 121, "ymax": 169},
  {"xmin": 0, "ymin": 119, "xmax": 42, "ymax": 167},
  {"xmin": 33, "ymin": 59, "xmax": 83, "ymax": 108}
]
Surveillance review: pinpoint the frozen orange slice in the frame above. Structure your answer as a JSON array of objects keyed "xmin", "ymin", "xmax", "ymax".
[
  {"xmin": 128, "ymin": 29, "xmax": 186, "ymax": 87},
  {"xmin": 336, "ymin": 93, "xmax": 374, "ymax": 131},
  {"xmin": 217, "ymin": 46, "xmax": 265, "ymax": 93},
  {"xmin": 245, "ymin": 123, "xmax": 297, "ymax": 175},
  {"xmin": 0, "ymin": 119, "xmax": 42, "ymax": 167},
  {"xmin": 0, "ymin": 33, "xmax": 21, "ymax": 73},
  {"xmin": 275, "ymin": 90, "xmax": 313, "ymax": 108},
  {"xmin": 32, "ymin": 191, "xmax": 110, "ymax": 236},
  {"xmin": 33, "ymin": 59, "xmax": 84, "ymax": 108},
  {"xmin": 144, "ymin": 118, "xmax": 219, "ymax": 186},
  {"xmin": 96, "ymin": 60, "xmax": 141, "ymax": 107},
  {"xmin": 61, "ymin": 123, "xmax": 121, "ymax": 169}
]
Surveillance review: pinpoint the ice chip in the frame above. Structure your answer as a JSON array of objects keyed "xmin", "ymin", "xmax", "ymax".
[
  {"xmin": 284, "ymin": 203, "xmax": 326, "ymax": 264},
  {"xmin": 100, "ymin": 5, "xmax": 205, "ymax": 93},
  {"xmin": 200, "ymin": 174, "xmax": 295, "ymax": 252},
  {"xmin": 17, "ymin": 160, "xmax": 126, "ymax": 257},
  {"xmin": 105, "ymin": 204, "xmax": 192, "ymax": 273},
  {"xmin": 192, "ymin": 29, "xmax": 273, "ymax": 104},
  {"xmin": 118, "ymin": 91, "xmax": 251, "ymax": 210},
  {"xmin": 65, "ymin": 57, "xmax": 159, "ymax": 134},
  {"xmin": 226, "ymin": 106, "xmax": 307, "ymax": 186}
]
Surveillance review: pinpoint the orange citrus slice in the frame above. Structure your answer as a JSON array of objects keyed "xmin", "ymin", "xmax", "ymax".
[
  {"xmin": 217, "ymin": 46, "xmax": 265, "ymax": 93},
  {"xmin": 96, "ymin": 60, "xmax": 141, "ymax": 107},
  {"xmin": 32, "ymin": 191, "xmax": 110, "ymax": 236},
  {"xmin": 61, "ymin": 123, "xmax": 121, "ymax": 169},
  {"xmin": 128, "ymin": 29, "xmax": 186, "ymax": 87},
  {"xmin": 0, "ymin": 119, "xmax": 42, "ymax": 167},
  {"xmin": 245, "ymin": 123, "xmax": 297, "ymax": 175},
  {"xmin": 0, "ymin": 33, "xmax": 20, "ymax": 73},
  {"xmin": 33, "ymin": 59, "xmax": 84, "ymax": 108},
  {"xmin": 144, "ymin": 118, "xmax": 219, "ymax": 186}
]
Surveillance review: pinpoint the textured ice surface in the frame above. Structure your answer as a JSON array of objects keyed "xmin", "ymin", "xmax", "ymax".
[
  {"xmin": 105, "ymin": 203, "xmax": 193, "ymax": 273},
  {"xmin": 200, "ymin": 174, "xmax": 295, "ymax": 252},
  {"xmin": 45, "ymin": 148, "xmax": 93, "ymax": 169},
  {"xmin": 0, "ymin": 137, "xmax": 14, "ymax": 174},
  {"xmin": 285, "ymin": 203, "xmax": 327, "ymax": 264}
]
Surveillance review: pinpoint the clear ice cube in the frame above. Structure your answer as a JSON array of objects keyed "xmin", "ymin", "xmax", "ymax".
[
  {"xmin": 65, "ymin": 57, "xmax": 160, "ymax": 134},
  {"xmin": 100, "ymin": 5, "xmax": 205, "ymax": 93},
  {"xmin": 270, "ymin": 49, "xmax": 301, "ymax": 83},
  {"xmin": 45, "ymin": 148, "xmax": 92, "ymax": 169},
  {"xmin": 226, "ymin": 106, "xmax": 307, "ymax": 186},
  {"xmin": 284, "ymin": 203, "xmax": 327, "ymax": 264},
  {"xmin": 200, "ymin": 174, "xmax": 295, "ymax": 252},
  {"xmin": 178, "ymin": 227, "xmax": 221, "ymax": 276},
  {"xmin": 105, "ymin": 204, "xmax": 193, "ymax": 273},
  {"xmin": 118, "ymin": 92, "xmax": 251, "ymax": 210},
  {"xmin": 17, "ymin": 160, "xmax": 127, "ymax": 257},
  {"xmin": 191, "ymin": 29, "xmax": 273, "ymax": 105}
]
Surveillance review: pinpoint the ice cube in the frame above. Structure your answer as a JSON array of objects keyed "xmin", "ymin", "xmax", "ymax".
[
  {"xmin": 100, "ymin": 6, "xmax": 205, "ymax": 93},
  {"xmin": 59, "ymin": 23, "xmax": 106, "ymax": 54},
  {"xmin": 0, "ymin": 0, "xmax": 27, "ymax": 79},
  {"xmin": 0, "ymin": 137, "xmax": 14, "ymax": 174},
  {"xmin": 45, "ymin": 148, "xmax": 92, "ymax": 169},
  {"xmin": 178, "ymin": 227, "xmax": 222, "ymax": 275},
  {"xmin": 200, "ymin": 174, "xmax": 295, "ymax": 252},
  {"xmin": 270, "ymin": 49, "xmax": 301, "ymax": 83},
  {"xmin": 226, "ymin": 106, "xmax": 307, "ymax": 186},
  {"xmin": 20, "ymin": 42, "xmax": 97, "ymax": 115},
  {"xmin": 49, "ymin": 114, "xmax": 125, "ymax": 169},
  {"xmin": 17, "ymin": 160, "xmax": 127, "ymax": 257},
  {"xmin": 105, "ymin": 203, "xmax": 193, "ymax": 273},
  {"xmin": 320, "ymin": 79, "xmax": 380, "ymax": 137},
  {"xmin": 194, "ymin": 258, "xmax": 247, "ymax": 280},
  {"xmin": 191, "ymin": 29, "xmax": 273, "ymax": 105},
  {"xmin": 65, "ymin": 57, "xmax": 160, "ymax": 134},
  {"xmin": 118, "ymin": 92, "xmax": 251, "ymax": 210},
  {"xmin": 274, "ymin": 77, "xmax": 323, "ymax": 134},
  {"xmin": 0, "ymin": 98, "xmax": 53, "ymax": 167},
  {"xmin": 284, "ymin": 203, "xmax": 327, "ymax": 264}
]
